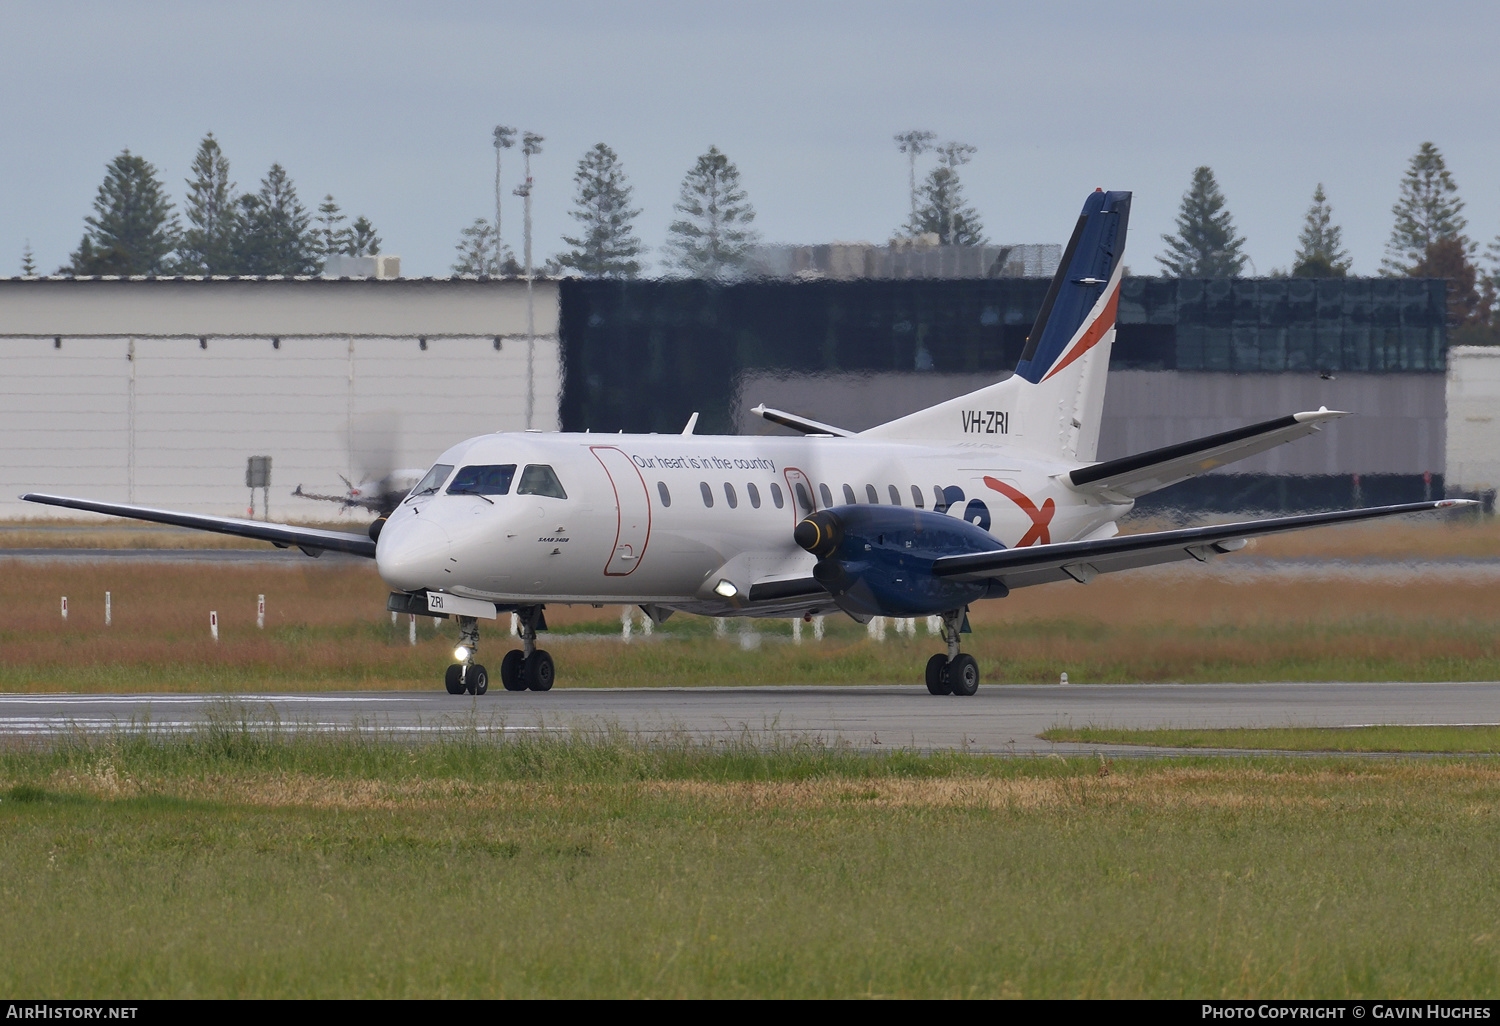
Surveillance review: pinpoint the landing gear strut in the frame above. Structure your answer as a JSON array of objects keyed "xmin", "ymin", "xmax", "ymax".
[
  {"xmin": 445, "ymin": 616, "xmax": 489, "ymax": 696},
  {"xmin": 498, "ymin": 606, "xmax": 554, "ymax": 693},
  {"xmin": 925, "ymin": 608, "xmax": 979, "ymax": 696}
]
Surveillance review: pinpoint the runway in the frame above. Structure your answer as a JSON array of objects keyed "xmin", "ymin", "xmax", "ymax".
[{"xmin": 3, "ymin": 682, "xmax": 1498, "ymax": 755}]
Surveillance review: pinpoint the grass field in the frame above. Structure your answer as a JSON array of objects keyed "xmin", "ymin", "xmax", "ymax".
[
  {"xmin": 3, "ymin": 727, "xmax": 1500, "ymax": 998},
  {"xmin": 4, "ymin": 536, "xmax": 1500, "ymax": 690},
  {"xmin": 1040, "ymin": 725, "xmax": 1500, "ymax": 753}
]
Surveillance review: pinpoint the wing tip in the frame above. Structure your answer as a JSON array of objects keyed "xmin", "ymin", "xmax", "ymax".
[{"xmin": 1293, "ymin": 408, "xmax": 1351, "ymax": 424}]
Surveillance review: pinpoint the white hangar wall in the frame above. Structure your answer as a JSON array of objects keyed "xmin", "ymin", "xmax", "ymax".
[{"xmin": 0, "ymin": 278, "xmax": 561, "ymax": 519}]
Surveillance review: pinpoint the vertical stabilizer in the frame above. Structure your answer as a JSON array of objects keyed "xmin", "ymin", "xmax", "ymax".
[{"xmin": 861, "ymin": 189, "xmax": 1131, "ymax": 462}]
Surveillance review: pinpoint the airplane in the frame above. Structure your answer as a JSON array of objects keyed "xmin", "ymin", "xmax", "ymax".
[
  {"xmin": 293, "ymin": 469, "xmax": 427, "ymax": 516},
  {"xmin": 23, "ymin": 189, "xmax": 1472, "ymax": 697}
]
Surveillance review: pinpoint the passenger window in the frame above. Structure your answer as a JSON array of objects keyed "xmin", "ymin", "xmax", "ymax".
[
  {"xmin": 410, "ymin": 464, "xmax": 454, "ymax": 498},
  {"xmin": 724, "ymin": 483, "xmax": 738, "ymax": 509},
  {"xmin": 771, "ymin": 482, "xmax": 785, "ymax": 508},
  {"xmin": 747, "ymin": 483, "xmax": 761, "ymax": 509},
  {"xmin": 448, "ymin": 464, "xmax": 516, "ymax": 496},
  {"xmin": 911, "ymin": 485, "xmax": 924, "ymax": 508},
  {"xmin": 819, "ymin": 484, "xmax": 833, "ymax": 507},
  {"xmin": 866, "ymin": 484, "xmax": 879, "ymax": 504},
  {"xmin": 842, "ymin": 484, "xmax": 856, "ymax": 504},
  {"xmin": 795, "ymin": 483, "xmax": 813, "ymax": 512},
  {"xmin": 700, "ymin": 482, "xmax": 714, "ymax": 508},
  {"xmin": 658, "ymin": 481, "xmax": 671, "ymax": 507},
  {"xmin": 888, "ymin": 485, "xmax": 902, "ymax": 506},
  {"xmin": 517, "ymin": 464, "xmax": 567, "ymax": 499}
]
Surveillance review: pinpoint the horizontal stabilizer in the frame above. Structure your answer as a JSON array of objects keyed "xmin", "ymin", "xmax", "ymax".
[
  {"xmin": 20, "ymin": 493, "xmax": 377, "ymax": 558},
  {"xmin": 751, "ymin": 405, "xmax": 855, "ymax": 438},
  {"xmin": 933, "ymin": 499, "xmax": 1472, "ymax": 591},
  {"xmin": 1067, "ymin": 408, "xmax": 1347, "ymax": 501}
]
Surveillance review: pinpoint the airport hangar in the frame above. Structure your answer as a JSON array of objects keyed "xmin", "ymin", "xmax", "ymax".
[{"xmin": 0, "ymin": 271, "xmax": 1491, "ymax": 521}]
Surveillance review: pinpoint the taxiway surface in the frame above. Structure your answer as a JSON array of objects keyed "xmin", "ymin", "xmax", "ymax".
[{"xmin": 3, "ymin": 682, "xmax": 1498, "ymax": 755}]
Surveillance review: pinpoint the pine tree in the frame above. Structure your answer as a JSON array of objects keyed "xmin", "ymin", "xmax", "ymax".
[
  {"xmin": 315, "ymin": 194, "xmax": 351, "ymax": 258},
  {"xmin": 1157, "ymin": 166, "xmax": 1247, "ymax": 277},
  {"xmin": 908, "ymin": 142, "xmax": 984, "ymax": 245},
  {"xmin": 178, "ymin": 134, "xmax": 239, "ymax": 274},
  {"xmin": 1411, "ymin": 237, "xmax": 1482, "ymax": 328},
  {"xmin": 665, "ymin": 146, "xmax": 758, "ymax": 278},
  {"xmin": 65, "ymin": 150, "xmax": 179, "ymax": 275},
  {"xmin": 451, "ymin": 217, "xmax": 513, "ymax": 275},
  {"xmin": 233, "ymin": 164, "xmax": 318, "ymax": 275},
  {"xmin": 1292, "ymin": 183, "xmax": 1350, "ymax": 278},
  {"xmin": 348, "ymin": 217, "xmax": 380, "ymax": 257},
  {"xmin": 558, "ymin": 143, "xmax": 643, "ymax": 277},
  {"xmin": 1383, "ymin": 142, "xmax": 1469, "ymax": 275},
  {"xmin": 20, "ymin": 241, "xmax": 36, "ymax": 275}
]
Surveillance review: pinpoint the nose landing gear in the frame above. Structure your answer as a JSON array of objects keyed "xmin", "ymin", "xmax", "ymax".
[
  {"xmin": 925, "ymin": 608, "xmax": 979, "ymax": 696},
  {"xmin": 445, "ymin": 616, "xmax": 489, "ymax": 695}
]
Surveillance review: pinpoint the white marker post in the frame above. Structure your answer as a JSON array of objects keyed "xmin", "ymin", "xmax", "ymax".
[
  {"xmin": 813, "ymin": 615, "xmax": 825, "ymax": 641},
  {"xmin": 510, "ymin": 612, "xmax": 519, "ymax": 637},
  {"xmin": 104, "ymin": 591, "xmax": 111, "ymax": 627},
  {"xmin": 621, "ymin": 605, "xmax": 633, "ymax": 642},
  {"xmin": 257, "ymin": 594, "xmax": 265, "ymax": 630},
  {"xmin": 791, "ymin": 617, "xmax": 802, "ymax": 643},
  {"xmin": 641, "ymin": 610, "xmax": 652, "ymax": 637},
  {"xmin": 409, "ymin": 614, "xmax": 417, "ymax": 646},
  {"xmin": 210, "ymin": 610, "xmax": 219, "ymax": 642},
  {"xmin": 61, "ymin": 596, "xmax": 68, "ymax": 621}
]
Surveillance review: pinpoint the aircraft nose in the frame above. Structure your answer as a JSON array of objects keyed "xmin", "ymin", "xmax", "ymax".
[{"xmin": 376, "ymin": 516, "xmax": 452, "ymax": 592}]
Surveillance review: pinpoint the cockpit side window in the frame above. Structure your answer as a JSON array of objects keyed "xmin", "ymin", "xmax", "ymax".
[
  {"xmin": 517, "ymin": 464, "xmax": 568, "ymax": 499},
  {"xmin": 448, "ymin": 464, "xmax": 517, "ymax": 496},
  {"xmin": 410, "ymin": 464, "xmax": 454, "ymax": 498}
]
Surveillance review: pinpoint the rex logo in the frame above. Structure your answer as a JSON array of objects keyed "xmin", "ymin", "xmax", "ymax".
[{"xmin": 983, "ymin": 476, "xmax": 1054, "ymax": 547}]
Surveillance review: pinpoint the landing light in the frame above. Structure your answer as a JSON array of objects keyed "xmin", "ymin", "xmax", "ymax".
[
  {"xmin": 454, "ymin": 646, "xmax": 471, "ymax": 661},
  {"xmin": 713, "ymin": 579, "xmax": 738, "ymax": 598}
]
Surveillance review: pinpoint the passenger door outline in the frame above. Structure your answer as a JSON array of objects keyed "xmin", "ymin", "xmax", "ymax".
[{"xmin": 591, "ymin": 446, "xmax": 651, "ymax": 576}]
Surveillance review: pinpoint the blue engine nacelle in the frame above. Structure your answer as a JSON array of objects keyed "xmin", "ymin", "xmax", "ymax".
[{"xmin": 794, "ymin": 505, "xmax": 1010, "ymax": 618}]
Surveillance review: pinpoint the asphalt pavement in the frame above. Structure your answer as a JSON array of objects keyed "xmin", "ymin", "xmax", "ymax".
[{"xmin": 3, "ymin": 682, "xmax": 1498, "ymax": 755}]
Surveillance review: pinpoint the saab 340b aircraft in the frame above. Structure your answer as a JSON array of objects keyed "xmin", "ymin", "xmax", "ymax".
[{"xmin": 24, "ymin": 189, "xmax": 1470, "ymax": 696}]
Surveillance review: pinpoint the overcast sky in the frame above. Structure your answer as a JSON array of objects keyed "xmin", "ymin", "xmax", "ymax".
[{"xmin": 3, "ymin": 0, "xmax": 1497, "ymax": 277}]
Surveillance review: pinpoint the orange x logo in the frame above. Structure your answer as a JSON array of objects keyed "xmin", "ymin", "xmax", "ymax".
[{"xmin": 984, "ymin": 476, "xmax": 1054, "ymax": 547}]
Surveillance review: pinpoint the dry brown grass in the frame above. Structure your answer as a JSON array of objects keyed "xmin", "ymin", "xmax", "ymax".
[{"xmin": 5, "ymin": 521, "xmax": 1500, "ymax": 690}]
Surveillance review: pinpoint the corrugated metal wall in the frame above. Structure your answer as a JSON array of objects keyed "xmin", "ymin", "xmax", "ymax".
[{"xmin": 1, "ymin": 333, "xmax": 560, "ymax": 519}]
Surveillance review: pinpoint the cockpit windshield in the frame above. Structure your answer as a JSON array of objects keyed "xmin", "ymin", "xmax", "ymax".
[
  {"xmin": 448, "ymin": 464, "xmax": 517, "ymax": 496},
  {"xmin": 516, "ymin": 464, "xmax": 567, "ymax": 499},
  {"xmin": 409, "ymin": 464, "xmax": 454, "ymax": 498}
]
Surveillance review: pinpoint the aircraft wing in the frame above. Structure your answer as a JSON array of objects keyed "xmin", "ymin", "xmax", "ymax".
[
  {"xmin": 1067, "ymin": 409, "xmax": 1346, "ymax": 501},
  {"xmin": 750, "ymin": 404, "xmax": 856, "ymax": 438},
  {"xmin": 20, "ymin": 493, "xmax": 377, "ymax": 558},
  {"xmin": 933, "ymin": 500, "xmax": 1470, "ymax": 590}
]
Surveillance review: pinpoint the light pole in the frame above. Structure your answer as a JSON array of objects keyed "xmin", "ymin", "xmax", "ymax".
[
  {"xmin": 894, "ymin": 130, "xmax": 936, "ymax": 231},
  {"xmin": 513, "ymin": 131, "xmax": 543, "ymax": 428},
  {"xmin": 492, "ymin": 126, "xmax": 516, "ymax": 274}
]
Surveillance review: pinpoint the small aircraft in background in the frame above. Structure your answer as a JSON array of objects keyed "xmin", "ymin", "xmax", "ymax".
[
  {"xmin": 293, "ymin": 470, "xmax": 427, "ymax": 517},
  {"xmin": 24, "ymin": 189, "xmax": 1472, "ymax": 697}
]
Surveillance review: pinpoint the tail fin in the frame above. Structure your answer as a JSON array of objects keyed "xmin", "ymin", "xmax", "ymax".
[{"xmin": 861, "ymin": 189, "xmax": 1131, "ymax": 463}]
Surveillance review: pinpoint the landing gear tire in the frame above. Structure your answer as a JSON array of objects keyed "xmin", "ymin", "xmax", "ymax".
[
  {"xmin": 500, "ymin": 650, "xmax": 526, "ymax": 691},
  {"xmin": 444, "ymin": 664, "xmax": 465, "ymax": 695},
  {"xmin": 925, "ymin": 654, "xmax": 951, "ymax": 696},
  {"xmin": 524, "ymin": 650, "xmax": 555, "ymax": 692},
  {"xmin": 468, "ymin": 664, "xmax": 489, "ymax": 696},
  {"xmin": 947, "ymin": 654, "xmax": 980, "ymax": 696}
]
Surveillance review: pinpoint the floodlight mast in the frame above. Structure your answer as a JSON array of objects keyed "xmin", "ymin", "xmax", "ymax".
[
  {"xmin": 492, "ymin": 126, "xmax": 516, "ymax": 275},
  {"xmin": 894, "ymin": 130, "xmax": 936, "ymax": 228},
  {"xmin": 514, "ymin": 131, "xmax": 543, "ymax": 429}
]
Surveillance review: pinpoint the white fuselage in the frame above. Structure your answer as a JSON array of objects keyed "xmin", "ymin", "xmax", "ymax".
[{"xmin": 375, "ymin": 431, "xmax": 1129, "ymax": 616}]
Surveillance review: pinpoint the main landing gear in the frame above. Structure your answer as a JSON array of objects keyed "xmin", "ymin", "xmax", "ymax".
[
  {"xmin": 444, "ymin": 606, "xmax": 554, "ymax": 694},
  {"xmin": 925, "ymin": 608, "xmax": 979, "ymax": 697}
]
